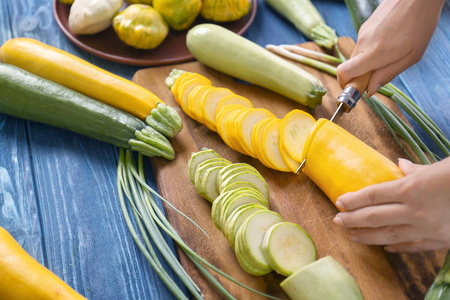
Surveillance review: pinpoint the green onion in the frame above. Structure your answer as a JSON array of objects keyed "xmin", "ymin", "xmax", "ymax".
[
  {"xmin": 118, "ymin": 148, "xmax": 282, "ymax": 300},
  {"xmin": 425, "ymin": 250, "xmax": 450, "ymax": 300}
]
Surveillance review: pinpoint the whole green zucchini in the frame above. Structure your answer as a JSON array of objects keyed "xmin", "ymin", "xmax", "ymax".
[
  {"xmin": 265, "ymin": 0, "xmax": 338, "ymax": 49},
  {"xmin": 344, "ymin": 0, "xmax": 382, "ymax": 31},
  {"xmin": 186, "ymin": 24, "xmax": 326, "ymax": 109},
  {"xmin": 0, "ymin": 63, "xmax": 175, "ymax": 160}
]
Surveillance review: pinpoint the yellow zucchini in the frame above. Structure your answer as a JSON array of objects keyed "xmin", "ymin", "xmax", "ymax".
[
  {"xmin": 261, "ymin": 118, "xmax": 291, "ymax": 172},
  {"xmin": 0, "ymin": 38, "xmax": 161, "ymax": 120},
  {"xmin": 0, "ymin": 226, "xmax": 86, "ymax": 299}
]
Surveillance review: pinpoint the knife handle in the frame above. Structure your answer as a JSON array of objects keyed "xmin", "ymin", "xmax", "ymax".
[
  {"xmin": 337, "ymin": 71, "xmax": 373, "ymax": 112},
  {"xmin": 346, "ymin": 71, "xmax": 373, "ymax": 95}
]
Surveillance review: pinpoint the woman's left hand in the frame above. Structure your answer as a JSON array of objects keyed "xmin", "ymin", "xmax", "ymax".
[{"xmin": 333, "ymin": 157, "xmax": 450, "ymax": 253}]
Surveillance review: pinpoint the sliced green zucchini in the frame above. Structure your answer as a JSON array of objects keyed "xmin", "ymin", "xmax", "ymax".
[
  {"xmin": 219, "ymin": 171, "xmax": 270, "ymax": 202},
  {"xmin": 262, "ymin": 222, "xmax": 317, "ymax": 276},
  {"xmin": 187, "ymin": 149, "xmax": 221, "ymax": 184}
]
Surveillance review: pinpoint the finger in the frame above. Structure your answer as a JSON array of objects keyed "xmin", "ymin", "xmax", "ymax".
[
  {"xmin": 336, "ymin": 51, "xmax": 373, "ymax": 89},
  {"xmin": 385, "ymin": 239, "xmax": 449, "ymax": 253},
  {"xmin": 348, "ymin": 225, "xmax": 421, "ymax": 245},
  {"xmin": 334, "ymin": 203, "xmax": 410, "ymax": 228},
  {"xmin": 365, "ymin": 52, "xmax": 417, "ymax": 97},
  {"xmin": 336, "ymin": 179, "xmax": 403, "ymax": 211},
  {"xmin": 398, "ymin": 158, "xmax": 422, "ymax": 176}
]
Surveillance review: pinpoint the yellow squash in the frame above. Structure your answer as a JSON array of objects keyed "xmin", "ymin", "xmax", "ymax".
[
  {"xmin": 113, "ymin": 4, "xmax": 169, "ymax": 50},
  {"xmin": 201, "ymin": 0, "xmax": 251, "ymax": 22},
  {"xmin": 301, "ymin": 119, "xmax": 404, "ymax": 210},
  {"xmin": 0, "ymin": 38, "xmax": 162, "ymax": 120},
  {"xmin": 0, "ymin": 226, "xmax": 86, "ymax": 299},
  {"xmin": 153, "ymin": 0, "xmax": 202, "ymax": 31}
]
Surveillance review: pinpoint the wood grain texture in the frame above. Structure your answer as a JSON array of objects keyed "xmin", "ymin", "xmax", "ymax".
[
  {"xmin": 0, "ymin": 0, "xmax": 449, "ymax": 299},
  {"xmin": 133, "ymin": 37, "xmax": 447, "ymax": 300}
]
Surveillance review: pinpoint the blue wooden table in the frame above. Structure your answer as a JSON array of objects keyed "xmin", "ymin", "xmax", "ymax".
[{"xmin": 0, "ymin": 0, "xmax": 449, "ymax": 299}]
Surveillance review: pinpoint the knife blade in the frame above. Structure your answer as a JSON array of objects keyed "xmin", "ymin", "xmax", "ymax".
[
  {"xmin": 296, "ymin": 71, "xmax": 373, "ymax": 174},
  {"xmin": 330, "ymin": 71, "xmax": 373, "ymax": 122}
]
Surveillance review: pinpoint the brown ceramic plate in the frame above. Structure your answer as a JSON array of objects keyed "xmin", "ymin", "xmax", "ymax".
[{"xmin": 53, "ymin": 1, "xmax": 257, "ymax": 66}]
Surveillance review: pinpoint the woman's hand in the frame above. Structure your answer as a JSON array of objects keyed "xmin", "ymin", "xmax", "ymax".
[
  {"xmin": 336, "ymin": 0, "xmax": 445, "ymax": 97},
  {"xmin": 333, "ymin": 157, "xmax": 450, "ymax": 253}
]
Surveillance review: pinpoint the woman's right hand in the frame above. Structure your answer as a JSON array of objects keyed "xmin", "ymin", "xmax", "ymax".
[{"xmin": 337, "ymin": 0, "xmax": 445, "ymax": 97}]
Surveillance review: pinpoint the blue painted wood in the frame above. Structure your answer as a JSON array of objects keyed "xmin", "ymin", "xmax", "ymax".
[{"xmin": 0, "ymin": 0, "xmax": 449, "ymax": 299}]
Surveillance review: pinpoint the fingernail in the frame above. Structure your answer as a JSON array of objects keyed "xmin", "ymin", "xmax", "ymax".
[
  {"xmin": 385, "ymin": 246, "xmax": 397, "ymax": 253},
  {"xmin": 348, "ymin": 231, "xmax": 359, "ymax": 243},
  {"xmin": 333, "ymin": 216, "xmax": 344, "ymax": 226},
  {"xmin": 367, "ymin": 84, "xmax": 381, "ymax": 98},
  {"xmin": 335, "ymin": 200, "xmax": 344, "ymax": 210},
  {"xmin": 398, "ymin": 158, "xmax": 412, "ymax": 164}
]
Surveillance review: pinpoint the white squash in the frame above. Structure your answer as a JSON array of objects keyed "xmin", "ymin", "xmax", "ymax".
[{"xmin": 68, "ymin": 0, "xmax": 123, "ymax": 35}]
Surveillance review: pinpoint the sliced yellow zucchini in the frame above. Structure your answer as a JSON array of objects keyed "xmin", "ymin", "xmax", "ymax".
[
  {"xmin": 178, "ymin": 78, "xmax": 212, "ymax": 119},
  {"xmin": 187, "ymin": 84, "xmax": 215, "ymax": 124},
  {"xmin": 262, "ymin": 118, "xmax": 291, "ymax": 172},
  {"xmin": 237, "ymin": 108, "xmax": 276, "ymax": 158},
  {"xmin": 200, "ymin": 87, "xmax": 234, "ymax": 131},
  {"xmin": 216, "ymin": 105, "xmax": 248, "ymax": 149},
  {"xmin": 280, "ymin": 109, "xmax": 316, "ymax": 162},
  {"xmin": 171, "ymin": 71, "xmax": 191, "ymax": 103},
  {"xmin": 215, "ymin": 94, "xmax": 253, "ymax": 115},
  {"xmin": 251, "ymin": 118, "xmax": 278, "ymax": 169},
  {"xmin": 279, "ymin": 143, "xmax": 301, "ymax": 173}
]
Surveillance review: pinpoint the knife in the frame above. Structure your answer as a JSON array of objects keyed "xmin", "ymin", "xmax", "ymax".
[{"xmin": 295, "ymin": 71, "xmax": 373, "ymax": 174}]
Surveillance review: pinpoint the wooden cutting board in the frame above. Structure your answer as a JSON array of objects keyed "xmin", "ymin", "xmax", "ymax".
[{"xmin": 133, "ymin": 37, "xmax": 446, "ymax": 300}]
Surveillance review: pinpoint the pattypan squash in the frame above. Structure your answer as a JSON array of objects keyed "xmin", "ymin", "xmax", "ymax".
[
  {"xmin": 201, "ymin": 0, "xmax": 251, "ymax": 22},
  {"xmin": 113, "ymin": 4, "xmax": 169, "ymax": 49},
  {"xmin": 153, "ymin": 0, "xmax": 202, "ymax": 31},
  {"xmin": 125, "ymin": 0, "xmax": 153, "ymax": 4},
  {"xmin": 68, "ymin": 0, "xmax": 123, "ymax": 35}
]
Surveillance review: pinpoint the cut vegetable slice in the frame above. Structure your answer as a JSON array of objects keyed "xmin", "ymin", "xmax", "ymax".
[
  {"xmin": 220, "ymin": 180, "xmax": 257, "ymax": 194},
  {"xmin": 194, "ymin": 158, "xmax": 231, "ymax": 194},
  {"xmin": 199, "ymin": 165, "xmax": 228, "ymax": 203},
  {"xmin": 187, "ymin": 149, "xmax": 221, "ymax": 184},
  {"xmin": 216, "ymin": 105, "xmax": 248, "ymax": 149},
  {"xmin": 201, "ymin": 87, "xmax": 234, "ymax": 131},
  {"xmin": 219, "ymin": 171, "xmax": 270, "ymax": 202},
  {"xmin": 215, "ymin": 94, "xmax": 254, "ymax": 115},
  {"xmin": 262, "ymin": 222, "xmax": 317, "ymax": 277},
  {"xmin": 179, "ymin": 78, "xmax": 212, "ymax": 119},
  {"xmin": 251, "ymin": 118, "xmax": 278, "ymax": 169},
  {"xmin": 279, "ymin": 143, "xmax": 301, "ymax": 173},
  {"xmin": 237, "ymin": 210, "xmax": 284, "ymax": 273},
  {"xmin": 280, "ymin": 109, "xmax": 316, "ymax": 162},
  {"xmin": 223, "ymin": 203, "xmax": 268, "ymax": 248},
  {"xmin": 237, "ymin": 109, "xmax": 276, "ymax": 158},
  {"xmin": 211, "ymin": 190, "xmax": 234, "ymax": 230},
  {"xmin": 261, "ymin": 118, "xmax": 291, "ymax": 172},
  {"xmin": 217, "ymin": 163, "xmax": 260, "ymax": 191},
  {"xmin": 171, "ymin": 71, "xmax": 191, "ymax": 103},
  {"xmin": 235, "ymin": 229, "xmax": 271, "ymax": 276},
  {"xmin": 219, "ymin": 192, "xmax": 268, "ymax": 231},
  {"xmin": 187, "ymin": 85, "xmax": 215, "ymax": 124}
]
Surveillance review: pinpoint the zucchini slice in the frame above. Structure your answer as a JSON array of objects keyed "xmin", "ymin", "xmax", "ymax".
[
  {"xmin": 262, "ymin": 222, "xmax": 317, "ymax": 277},
  {"xmin": 187, "ymin": 149, "xmax": 221, "ymax": 184}
]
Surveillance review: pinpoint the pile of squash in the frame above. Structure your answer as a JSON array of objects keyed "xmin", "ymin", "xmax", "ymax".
[{"xmin": 61, "ymin": 0, "xmax": 252, "ymax": 49}]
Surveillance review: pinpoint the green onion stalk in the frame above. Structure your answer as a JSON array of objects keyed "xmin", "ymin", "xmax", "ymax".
[
  {"xmin": 266, "ymin": 44, "xmax": 450, "ymax": 164},
  {"xmin": 117, "ymin": 148, "xmax": 281, "ymax": 300}
]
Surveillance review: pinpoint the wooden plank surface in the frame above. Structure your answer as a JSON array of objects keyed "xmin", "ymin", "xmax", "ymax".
[{"xmin": 133, "ymin": 37, "xmax": 447, "ymax": 300}]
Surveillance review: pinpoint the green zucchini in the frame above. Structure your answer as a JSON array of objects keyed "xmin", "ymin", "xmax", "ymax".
[
  {"xmin": 265, "ymin": 0, "xmax": 338, "ymax": 49},
  {"xmin": 344, "ymin": 0, "xmax": 382, "ymax": 31},
  {"xmin": 186, "ymin": 24, "xmax": 326, "ymax": 109},
  {"xmin": 0, "ymin": 63, "xmax": 175, "ymax": 160}
]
